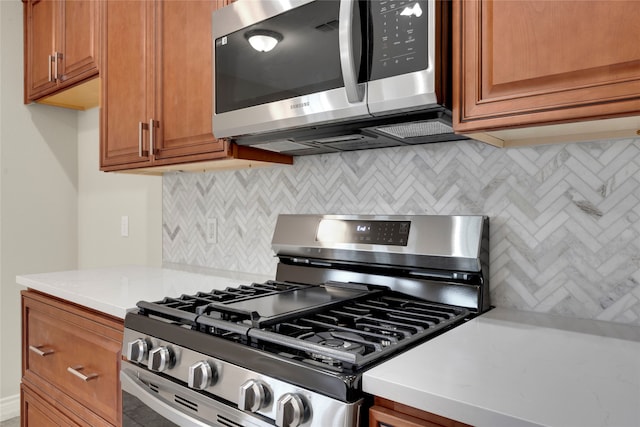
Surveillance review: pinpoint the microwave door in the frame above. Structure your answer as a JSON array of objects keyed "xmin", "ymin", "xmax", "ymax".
[
  {"xmin": 212, "ymin": 0, "xmax": 370, "ymax": 139},
  {"xmin": 367, "ymin": 0, "xmax": 438, "ymax": 116}
]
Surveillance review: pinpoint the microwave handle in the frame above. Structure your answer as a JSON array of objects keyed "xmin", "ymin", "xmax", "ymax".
[{"xmin": 339, "ymin": 0, "xmax": 365, "ymax": 103}]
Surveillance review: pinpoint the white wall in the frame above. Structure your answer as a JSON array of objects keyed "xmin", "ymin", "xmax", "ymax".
[
  {"xmin": 0, "ymin": 0, "xmax": 78, "ymax": 416},
  {"xmin": 0, "ymin": 1, "xmax": 162, "ymax": 418},
  {"xmin": 77, "ymin": 108, "xmax": 162, "ymax": 269}
]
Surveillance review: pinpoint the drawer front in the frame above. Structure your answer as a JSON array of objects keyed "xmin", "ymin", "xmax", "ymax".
[
  {"xmin": 21, "ymin": 383, "xmax": 80, "ymax": 427},
  {"xmin": 25, "ymin": 300, "xmax": 121, "ymax": 425}
]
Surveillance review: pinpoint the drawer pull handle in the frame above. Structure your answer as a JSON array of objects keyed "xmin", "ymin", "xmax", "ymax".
[
  {"xmin": 29, "ymin": 345, "xmax": 54, "ymax": 357},
  {"xmin": 67, "ymin": 365, "xmax": 99, "ymax": 382}
]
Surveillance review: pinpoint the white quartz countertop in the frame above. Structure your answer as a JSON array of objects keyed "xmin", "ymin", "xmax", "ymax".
[
  {"xmin": 16, "ymin": 265, "xmax": 271, "ymax": 319},
  {"xmin": 363, "ymin": 307, "xmax": 640, "ymax": 427}
]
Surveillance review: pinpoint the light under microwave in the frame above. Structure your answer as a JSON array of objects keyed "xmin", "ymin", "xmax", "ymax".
[{"xmin": 212, "ymin": 0, "xmax": 465, "ymax": 156}]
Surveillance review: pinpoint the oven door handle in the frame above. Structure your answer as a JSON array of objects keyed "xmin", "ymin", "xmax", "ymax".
[
  {"xmin": 339, "ymin": 0, "xmax": 365, "ymax": 104},
  {"xmin": 121, "ymin": 371, "xmax": 212, "ymax": 427}
]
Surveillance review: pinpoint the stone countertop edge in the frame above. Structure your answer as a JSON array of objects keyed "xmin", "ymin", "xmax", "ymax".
[{"xmin": 16, "ymin": 265, "xmax": 271, "ymax": 319}]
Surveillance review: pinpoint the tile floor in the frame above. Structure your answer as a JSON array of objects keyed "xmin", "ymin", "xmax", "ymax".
[{"xmin": 0, "ymin": 418, "xmax": 19, "ymax": 427}]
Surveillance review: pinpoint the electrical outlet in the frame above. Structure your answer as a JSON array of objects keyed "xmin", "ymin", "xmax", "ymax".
[
  {"xmin": 206, "ymin": 218, "xmax": 217, "ymax": 244},
  {"xmin": 121, "ymin": 216, "xmax": 129, "ymax": 237}
]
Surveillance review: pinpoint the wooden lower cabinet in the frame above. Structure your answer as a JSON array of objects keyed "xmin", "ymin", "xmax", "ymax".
[
  {"xmin": 21, "ymin": 383, "xmax": 80, "ymax": 427},
  {"xmin": 370, "ymin": 397, "xmax": 472, "ymax": 427},
  {"xmin": 21, "ymin": 290, "xmax": 123, "ymax": 427}
]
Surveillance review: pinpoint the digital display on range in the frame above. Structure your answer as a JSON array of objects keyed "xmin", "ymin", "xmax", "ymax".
[
  {"xmin": 355, "ymin": 223, "xmax": 372, "ymax": 234},
  {"xmin": 316, "ymin": 220, "xmax": 410, "ymax": 246}
]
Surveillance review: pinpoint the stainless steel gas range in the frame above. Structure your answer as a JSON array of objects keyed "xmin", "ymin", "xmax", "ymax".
[{"xmin": 121, "ymin": 214, "xmax": 490, "ymax": 427}]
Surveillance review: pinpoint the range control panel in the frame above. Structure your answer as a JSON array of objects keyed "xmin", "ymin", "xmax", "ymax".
[{"xmin": 316, "ymin": 220, "xmax": 411, "ymax": 246}]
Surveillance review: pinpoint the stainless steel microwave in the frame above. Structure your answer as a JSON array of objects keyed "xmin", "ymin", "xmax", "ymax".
[{"xmin": 212, "ymin": 0, "xmax": 465, "ymax": 155}]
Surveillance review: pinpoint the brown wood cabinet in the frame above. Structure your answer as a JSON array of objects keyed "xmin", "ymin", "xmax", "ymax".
[
  {"xmin": 370, "ymin": 397, "xmax": 472, "ymax": 427},
  {"xmin": 100, "ymin": 0, "xmax": 292, "ymax": 173},
  {"xmin": 23, "ymin": 0, "xmax": 100, "ymax": 108},
  {"xmin": 453, "ymin": 0, "xmax": 640, "ymax": 144},
  {"xmin": 20, "ymin": 290, "xmax": 123, "ymax": 427}
]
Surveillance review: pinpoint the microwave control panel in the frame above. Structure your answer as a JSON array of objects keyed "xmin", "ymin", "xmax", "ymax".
[{"xmin": 370, "ymin": 0, "xmax": 428, "ymax": 81}]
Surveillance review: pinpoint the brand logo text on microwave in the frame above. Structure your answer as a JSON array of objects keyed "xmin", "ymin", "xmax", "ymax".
[{"xmin": 290, "ymin": 101, "xmax": 310, "ymax": 110}]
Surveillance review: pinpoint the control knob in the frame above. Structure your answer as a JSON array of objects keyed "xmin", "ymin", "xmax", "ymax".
[
  {"xmin": 276, "ymin": 393, "xmax": 309, "ymax": 427},
  {"xmin": 188, "ymin": 361, "xmax": 215, "ymax": 390},
  {"xmin": 125, "ymin": 338, "xmax": 150, "ymax": 363},
  {"xmin": 238, "ymin": 380, "xmax": 270, "ymax": 413},
  {"xmin": 147, "ymin": 346, "xmax": 175, "ymax": 372}
]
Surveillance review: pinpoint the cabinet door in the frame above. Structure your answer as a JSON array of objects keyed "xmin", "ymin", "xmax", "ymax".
[
  {"xmin": 21, "ymin": 383, "xmax": 80, "ymax": 427},
  {"xmin": 100, "ymin": 0, "xmax": 155, "ymax": 168},
  {"xmin": 454, "ymin": 0, "xmax": 640, "ymax": 133},
  {"xmin": 57, "ymin": 0, "xmax": 99, "ymax": 83},
  {"xmin": 25, "ymin": 0, "xmax": 59, "ymax": 100},
  {"xmin": 153, "ymin": 0, "xmax": 226, "ymax": 161}
]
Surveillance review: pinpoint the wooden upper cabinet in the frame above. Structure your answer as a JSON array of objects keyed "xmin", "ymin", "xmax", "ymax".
[
  {"xmin": 57, "ymin": 0, "xmax": 100, "ymax": 83},
  {"xmin": 24, "ymin": 0, "xmax": 100, "ymax": 104},
  {"xmin": 153, "ymin": 0, "xmax": 226, "ymax": 160},
  {"xmin": 453, "ymin": 0, "xmax": 640, "ymax": 134},
  {"xmin": 25, "ymin": 0, "xmax": 57, "ymax": 99},
  {"xmin": 100, "ymin": 0, "xmax": 154, "ymax": 169},
  {"xmin": 101, "ymin": 0, "xmax": 291, "ymax": 173},
  {"xmin": 101, "ymin": 0, "xmax": 225, "ymax": 170}
]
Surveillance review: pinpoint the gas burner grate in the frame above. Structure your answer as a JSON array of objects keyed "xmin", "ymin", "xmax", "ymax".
[{"xmin": 248, "ymin": 292, "xmax": 470, "ymax": 371}]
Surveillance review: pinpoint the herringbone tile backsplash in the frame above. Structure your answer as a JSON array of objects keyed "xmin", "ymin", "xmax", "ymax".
[{"xmin": 163, "ymin": 138, "xmax": 640, "ymax": 325}]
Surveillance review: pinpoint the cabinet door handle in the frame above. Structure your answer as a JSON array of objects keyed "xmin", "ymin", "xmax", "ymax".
[
  {"xmin": 138, "ymin": 121, "xmax": 149, "ymax": 157},
  {"xmin": 54, "ymin": 51, "xmax": 62, "ymax": 81},
  {"xmin": 149, "ymin": 119, "xmax": 156, "ymax": 156},
  {"xmin": 67, "ymin": 365, "xmax": 99, "ymax": 382},
  {"xmin": 29, "ymin": 345, "xmax": 54, "ymax": 357},
  {"xmin": 48, "ymin": 55, "xmax": 54, "ymax": 82}
]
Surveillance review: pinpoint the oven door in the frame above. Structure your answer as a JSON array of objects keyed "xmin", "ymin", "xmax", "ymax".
[
  {"xmin": 212, "ymin": 0, "xmax": 369, "ymax": 138},
  {"xmin": 121, "ymin": 367, "xmax": 273, "ymax": 427}
]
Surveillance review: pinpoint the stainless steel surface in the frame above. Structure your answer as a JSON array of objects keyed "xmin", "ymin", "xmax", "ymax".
[
  {"xmin": 122, "ymin": 369, "xmax": 250, "ymax": 427},
  {"xmin": 367, "ymin": 0, "xmax": 436, "ymax": 116},
  {"xmin": 122, "ymin": 329, "xmax": 363, "ymax": 427},
  {"xmin": 338, "ymin": 0, "xmax": 364, "ymax": 104},
  {"xmin": 212, "ymin": 0, "xmax": 370, "ymax": 139},
  {"xmin": 211, "ymin": 0, "xmax": 456, "ymax": 153},
  {"xmin": 213, "ymin": 87, "xmax": 370, "ymax": 139},
  {"xmin": 275, "ymin": 262, "xmax": 484, "ymax": 311},
  {"xmin": 122, "ymin": 213, "xmax": 489, "ymax": 426},
  {"xmin": 272, "ymin": 214, "xmax": 486, "ymax": 270}
]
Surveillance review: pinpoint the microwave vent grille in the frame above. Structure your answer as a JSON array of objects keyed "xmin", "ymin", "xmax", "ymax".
[{"xmin": 376, "ymin": 121, "xmax": 454, "ymax": 139}]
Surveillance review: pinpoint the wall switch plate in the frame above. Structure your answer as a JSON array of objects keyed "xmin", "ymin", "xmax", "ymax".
[
  {"xmin": 206, "ymin": 218, "xmax": 217, "ymax": 244},
  {"xmin": 121, "ymin": 216, "xmax": 129, "ymax": 237}
]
